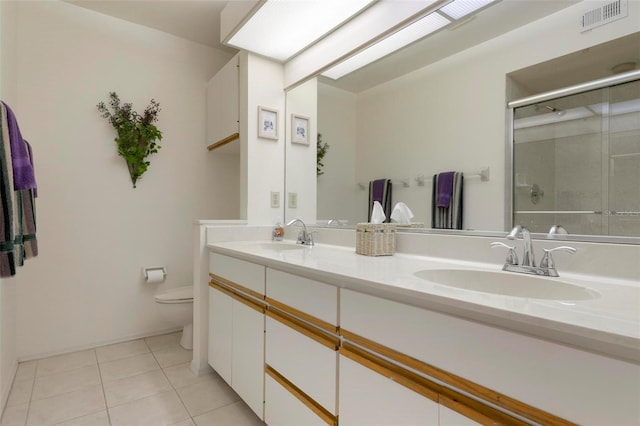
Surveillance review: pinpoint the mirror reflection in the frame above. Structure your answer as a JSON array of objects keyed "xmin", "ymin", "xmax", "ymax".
[
  {"xmin": 512, "ymin": 78, "xmax": 640, "ymax": 237},
  {"xmin": 284, "ymin": 1, "xmax": 638, "ymax": 243}
]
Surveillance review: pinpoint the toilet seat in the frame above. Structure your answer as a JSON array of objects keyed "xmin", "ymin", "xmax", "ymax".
[{"xmin": 154, "ymin": 285, "xmax": 193, "ymax": 304}]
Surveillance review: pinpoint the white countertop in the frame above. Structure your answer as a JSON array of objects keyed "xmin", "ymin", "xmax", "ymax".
[{"xmin": 208, "ymin": 240, "xmax": 640, "ymax": 363}]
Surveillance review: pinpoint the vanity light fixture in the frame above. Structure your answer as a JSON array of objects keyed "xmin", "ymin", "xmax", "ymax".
[
  {"xmin": 322, "ymin": 0, "xmax": 498, "ymax": 80},
  {"xmin": 322, "ymin": 12, "xmax": 451, "ymax": 80},
  {"xmin": 439, "ymin": 0, "xmax": 496, "ymax": 19},
  {"xmin": 226, "ymin": 0, "xmax": 375, "ymax": 62}
]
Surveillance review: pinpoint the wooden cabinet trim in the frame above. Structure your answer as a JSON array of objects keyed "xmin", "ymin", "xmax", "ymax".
[
  {"xmin": 207, "ymin": 132, "xmax": 239, "ymax": 151},
  {"xmin": 340, "ymin": 329, "xmax": 575, "ymax": 426},
  {"xmin": 340, "ymin": 342, "xmax": 439, "ymax": 403},
  {"xmin": 266, "ymin": 365, "xmax": 337, "ymax": 426},
  {"xmin": 210, "ymin": 272, "xmax": 264, "ymax": 300},
  {"xmin": 209, "ymin": 281, "xmax": 265, "ymax": 314},
  {"xmin": 266, "ymin": 307, "xmax": 339, "ymax": 351},
  {"xmin": 340, "ymin": 343, "xmax": 530, "ymax": 426},
  {"xmin": 265, "ymin": 296, "xmax": 338, "ymax": 334}
]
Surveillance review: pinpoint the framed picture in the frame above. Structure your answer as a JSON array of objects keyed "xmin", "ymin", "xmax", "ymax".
[
  {"xmin": 258, "ymin": 106, "xmax": 279, "ymax": 140},
  {"xmin": 291, "ymin": 114, "xmax": 310, "ymax": 145}
]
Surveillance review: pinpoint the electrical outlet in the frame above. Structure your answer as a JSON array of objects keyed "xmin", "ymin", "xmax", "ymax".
[
  {"xmin": 288, "ymin": 192, "xmax": 298, "ymax": 209},
  {"xmin": 270, "ymin": 191, "xmax": 280, "ymax": 208}
]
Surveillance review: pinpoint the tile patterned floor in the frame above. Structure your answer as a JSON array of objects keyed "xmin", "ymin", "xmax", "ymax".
[{"xmin": 0, "ymin": 333, "xmax": 265, "ymax": 426}]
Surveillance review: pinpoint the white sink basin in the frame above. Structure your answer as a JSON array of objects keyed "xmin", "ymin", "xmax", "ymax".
[
  {"xmin": 414, "ymin": 269, "xmax": 599, "ymax": 301},
  {"xmin": 259, "ymin": 242, "xmax": 309, "ymax": 252}
]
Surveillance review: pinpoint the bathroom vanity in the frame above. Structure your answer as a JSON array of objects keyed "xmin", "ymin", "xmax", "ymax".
[{"xmin": 197, "ymin": 227, "xmax": 639, "ymax": 425}]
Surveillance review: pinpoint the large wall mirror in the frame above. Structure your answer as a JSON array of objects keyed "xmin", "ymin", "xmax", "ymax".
[
  {"xmin": 283, "ymin": 0, "xmax": 639, "ymax": 244},
  {"xmin": 510, "ymin": 72, "xmax": 639, "ymax": 239}
]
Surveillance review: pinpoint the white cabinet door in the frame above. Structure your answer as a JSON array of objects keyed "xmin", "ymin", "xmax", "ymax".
[
  {"xmin": 206, "ymin": 53, "xmax": 239, "ymax": 148},
  {"xmin": 266, "ymin": 269, "xmax": 337, "ymax": 326},
  {"xmin": 206, "ymin": 67, "xmax": 221, "ymax": 147},
  {"xmin": 220, "ymin": 55, "xmax": 239, "ymax": 139},
  {"xmin": 339, "ymin": 355, "xmax": 439, "ymax": 426},
  {"xmin": 265, "ymin": 316, "xmax": 336, "ymax": 414},
  {"xmin": 208, "ymin": 287, "xmax": 232, "ymax": 385},
  {"xmin": 264, "ymin": 374, "xmax": 326, "ymax": 426},
  {"xmin": 210, "ymin": 253, "xmax": 265, "ymax": 296},
  {"xmin": 232, "ymin": 299, "xmax": 265, "ymax": 420}
]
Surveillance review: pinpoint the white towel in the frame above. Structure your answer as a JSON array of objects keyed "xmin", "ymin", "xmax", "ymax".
[{"xmin": 391, "ymin": 202, "xmax": 414, "ymax": 224}]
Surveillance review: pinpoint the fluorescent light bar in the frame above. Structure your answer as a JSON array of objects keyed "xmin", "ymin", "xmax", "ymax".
[
  {"xmin": 440, "ymin": 0, "xmax": 495, "ymax": 19},
  {"xmin": 227, "ymin": 0, "xmax": 375, "ymax": 62},
  {"xmin": 323, "ymin": 12, "xmax": 451, "ymax": 80}
]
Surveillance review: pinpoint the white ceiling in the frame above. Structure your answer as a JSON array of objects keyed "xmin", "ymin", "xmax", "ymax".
[
  {"xmin": 64, "ymin": 0, "xmax": 238, "ymax": 53},
  {"xmin": 63, "ymin": 0, "xmax": 638, "ymax": 94}
]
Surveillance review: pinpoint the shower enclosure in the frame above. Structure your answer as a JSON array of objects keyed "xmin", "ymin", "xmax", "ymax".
[{"xmin": 509, "ymin": 72, "xmax": 639, "ymax": 238}]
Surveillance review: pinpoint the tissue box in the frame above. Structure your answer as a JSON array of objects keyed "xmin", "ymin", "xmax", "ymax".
[{"xmin": 356, "ymin": 223, "xmax": 396, "ymax": 256}]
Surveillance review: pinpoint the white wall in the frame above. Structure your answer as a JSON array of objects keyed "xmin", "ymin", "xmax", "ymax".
[
  {"xmin": 12, "ymin": 1, "xmax": 234, "ymax": 359},
  {"xmin": 0, "ymin": 0, "xmax": 19, "ymax": 411},
  {"xmin": 319, "ymin": 0, "xmax": 640, "ymax": 230},
  {"xmin": 285, "ymin": 78, "xmax": 317, "ymax": 224},
  {"xmin": 241, "ymin": 52, "xmax": 286, "ymax": 225},
  {"xmin": 317, "ymin": 83, "xmax": 358, "ymax": 224}
]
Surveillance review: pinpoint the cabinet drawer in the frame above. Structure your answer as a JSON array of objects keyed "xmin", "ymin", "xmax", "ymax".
[
  {"xmin": 339, "ymin": 354, "xmax": 439, "ymax": 425},
  {"xmin": 210, "ymin": 253, "xmax": 265, "ymax": 296},
  {"xmin": 266, "ymin": 268, "xmax": 337, "ymax": 329},
  {"xmin": 266, "ymin": 316, "xmax": 337, "ymax": 414},
  {"xmin": 341, "ymin": 289, "xmax": 638, "ymax": 424},
  {"xmin": 265, "ymin": 373, "xmax": 330, "ymax": 426},
  {"xmin": 208, "ymin": 287, "xmax": 232, "ymax": 384}
]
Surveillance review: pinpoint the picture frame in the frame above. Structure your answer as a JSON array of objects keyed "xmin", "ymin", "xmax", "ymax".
[
  {"xmin": 258, "ymin": 106, "xmax": 279, "ymax": 140},
  {"xmin": 291, "ymin": 114, "xmax": 310, "ymax": 145}
]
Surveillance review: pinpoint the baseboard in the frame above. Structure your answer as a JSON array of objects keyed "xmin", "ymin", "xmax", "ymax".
[
  {"xmin": 190, "ymin": 359, "xmax": 213, "ymax": 376},
  {"xmin": 18, "ymin": 327, "xmax": 183, "ymax": 363}
]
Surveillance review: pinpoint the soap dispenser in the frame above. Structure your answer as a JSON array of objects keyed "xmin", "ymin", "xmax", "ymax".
[{"xmin": 272, "ymin": 219, "xmax": 284, "ymax": 241}]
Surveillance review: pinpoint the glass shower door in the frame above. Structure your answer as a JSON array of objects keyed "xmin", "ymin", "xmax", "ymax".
[
  {"xmin": 512, "ymin": 78, "xmax": 640, "ymax": 237},
  {"xmin": 608, "ymin": 79, "xmax": 640, "ymax": 237}
]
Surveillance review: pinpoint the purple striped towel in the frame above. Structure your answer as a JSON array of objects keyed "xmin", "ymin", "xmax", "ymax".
[{"xmin": 2, "ymin": 102, "xmax": 37, "ymax": 191}]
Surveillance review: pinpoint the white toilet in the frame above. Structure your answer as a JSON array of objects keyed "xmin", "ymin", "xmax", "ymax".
[{"xmin": 154, "ymin": 285, "xmax": 194, "ymax": 349}]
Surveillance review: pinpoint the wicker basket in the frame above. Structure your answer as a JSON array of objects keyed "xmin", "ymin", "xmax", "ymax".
[
  {"xmin": 356, "ymin": 223, "xmax": 397, "ymax": 256},
  {"xmin": 395, "ymin": 222, "xmax": 425, "ymax": 228}
]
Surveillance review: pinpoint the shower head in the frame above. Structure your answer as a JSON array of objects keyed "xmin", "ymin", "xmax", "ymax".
[{"xmin": 535, "ymin": 105, "xmax": 566, "ymax": 116}]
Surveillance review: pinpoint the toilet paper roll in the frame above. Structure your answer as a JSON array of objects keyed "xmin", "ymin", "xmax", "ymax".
[{"xmin": 145, "ymin": 269, "xmax": 165, "ymax": 284}]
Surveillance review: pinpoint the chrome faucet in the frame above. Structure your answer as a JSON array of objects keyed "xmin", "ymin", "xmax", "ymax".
[
  {"xmin": 507, "ymin": 225, "xmax": 535, "ymax": 267},
  {"xmin": 491, "ymin": 225, "xmax": 576, "ymax": 277},
  {"xmin": 286, "ymin": 218, "xmax": 314, "ymax": 246},
  {"xmin": 548, "ymin": 224, "xmax": 568, "ymax": 238}
]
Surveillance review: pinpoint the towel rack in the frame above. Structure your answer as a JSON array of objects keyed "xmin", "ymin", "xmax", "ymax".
[
  {"xmin": 415, "ymin": 167, "xmax": 490, "ymax": 187},
  {"xmin": 357, "ymin": 179, "xmax": 410, "ymax": 190}
]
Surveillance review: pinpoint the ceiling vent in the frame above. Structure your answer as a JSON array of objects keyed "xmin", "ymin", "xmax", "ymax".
[{"xmin": 580, "ymin": 0, "xmax": 628, "ymax": 32}]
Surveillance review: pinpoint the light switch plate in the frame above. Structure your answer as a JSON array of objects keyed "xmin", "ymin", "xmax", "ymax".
[
  {"xmin": 288, "ymin": 192, "xmax": 298, "ymax": 209},
  {"xmin": 270, "ymin": 191, "xmax": 280, "ymax": 208}
]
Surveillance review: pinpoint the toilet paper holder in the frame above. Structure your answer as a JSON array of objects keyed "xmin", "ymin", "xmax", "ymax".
[{"xmin": 142, "ymin": 266, "xmax": 167, "ymax": 281}]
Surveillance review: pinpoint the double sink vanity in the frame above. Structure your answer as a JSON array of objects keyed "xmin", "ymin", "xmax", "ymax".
[{"xmin": 194, "ymin": 223, "xmax": 639, "ymax": 425}]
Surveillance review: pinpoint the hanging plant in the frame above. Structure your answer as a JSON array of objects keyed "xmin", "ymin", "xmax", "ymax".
[
  {"xmin": 97, "ymin": 92, "xmax": 163, "ymax": 188},
  {"xmin": 317, "ymin": 132, "xmax": 329, "ymax": 176}
]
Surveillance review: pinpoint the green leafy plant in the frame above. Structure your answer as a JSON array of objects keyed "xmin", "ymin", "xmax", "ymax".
[
  {"xmin": 97, "ymin": 92, "xmax": 163, "ymax": 188},
  {"xmin": 317, "ymin": 132, "xmax": 329, "ymax": 176}
]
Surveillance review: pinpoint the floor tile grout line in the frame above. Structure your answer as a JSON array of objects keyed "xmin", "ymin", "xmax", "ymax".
[
  {"xmin": 94, "ymin": 349, "xmax": 113, "ymax": 426},
  {"xmin": 48, "ymin": 407, "xmax": 106, "ymax": 426},
  {"xmin": 22, "ymin": 358, "xmax": 39, "ymax": 426},
  {"xmin": 3, "ymin": 335, "xmax": 184, "ymax": 426},
  {"xmin": 150, "ymin": 341, "xmax": 195, "ymax": 425}
]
